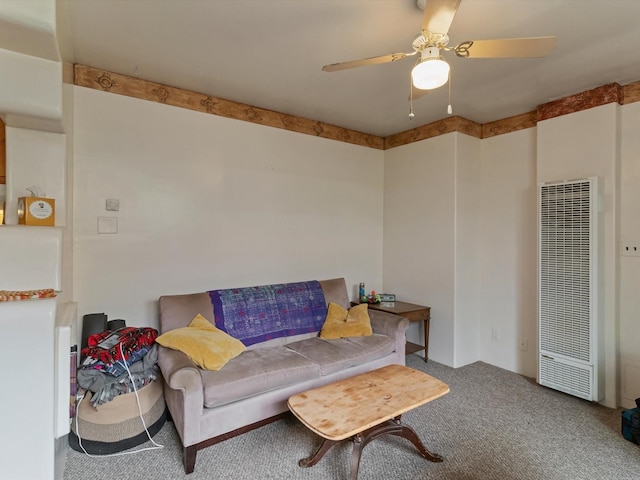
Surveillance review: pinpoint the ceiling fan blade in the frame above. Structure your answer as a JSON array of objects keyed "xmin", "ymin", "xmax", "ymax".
[
  {"xmin": 455, "ymin": 36, "xmax": 557, "ymax": 58},
  {"xmin": 322, "ymin": 52, "xmax": 415, "ymax": 72},
  {"xmin": 421, "ymin": 0, "xmax": 461, "ymax": 35}
]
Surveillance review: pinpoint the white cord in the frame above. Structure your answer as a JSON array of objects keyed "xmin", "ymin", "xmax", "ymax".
[{"xmin": 74, "ymin": 343, "xmax": 164, "ymax": 457}]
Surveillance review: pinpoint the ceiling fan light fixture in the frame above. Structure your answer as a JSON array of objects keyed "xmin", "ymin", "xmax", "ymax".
[{"xmin": 411, "ymin": 47, "xmax": 450, "ymax": 90}]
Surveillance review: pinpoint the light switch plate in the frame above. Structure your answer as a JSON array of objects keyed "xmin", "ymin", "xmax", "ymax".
[{"xmin": 98, "ymin": 217, "xmax": 118, "ymax": 234}]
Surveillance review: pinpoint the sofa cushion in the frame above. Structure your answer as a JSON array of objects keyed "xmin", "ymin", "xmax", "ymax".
[
  {"xmin": 318, "ymin": 278, "xmax": 350, "ymax": 309},
  {"xmin": 200, "ymin": 346, "xmax": 320, "ymax": 408},
  {"xmin": 159, "ymin": 292, "xmax": 214, "ymax": 333},
  {"xmin": 286, "ymin": 335, "xmax": 395, "ymax": 376},
  {"xmin": 155, "ymin": 314, "xmax": 246, "ymax": 370},
  {"xmin": 319, "ymin": 302, "xmax": 372, "ymax": 339}
]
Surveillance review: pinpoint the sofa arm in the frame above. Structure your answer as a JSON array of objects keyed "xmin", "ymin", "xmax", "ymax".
[
  {"xmin": 158, "ymin": 346, "xmax": 202, "ymax": 390},
  {"xmin": 157, "ymin": 345, "xmax": 204, "ymax": 436},
  {"xmin": 369, "ymin": 310, "xmax": 410, "ymax": 357}
]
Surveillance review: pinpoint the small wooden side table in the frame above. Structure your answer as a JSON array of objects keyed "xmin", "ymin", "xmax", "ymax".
[{"xmin": 353, "ymin": 300, "xmax": 431, "ymax": 362}]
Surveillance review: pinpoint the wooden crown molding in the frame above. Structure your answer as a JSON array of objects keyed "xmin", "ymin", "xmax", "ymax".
[
  {"xmin": 73, "ymin": 64, "xmax": 640, "ymax": 150},
  {"xmin": 384, "ymin": 116, "xmax": 481, "ymax": 149},
  {"xmin": 536, "ymin": 83, "xmax": 624, "ymax": 121},
  {"xmin": 74, "ymin": 64, "xmax": 384, "ymax": 150},
  {"xmin": 482, "ymin": 112, "xmax": 537, "ymax": 139},
  {"xmin": 622, "ymin": 80, "xmax": 640, "ymax": 105}
]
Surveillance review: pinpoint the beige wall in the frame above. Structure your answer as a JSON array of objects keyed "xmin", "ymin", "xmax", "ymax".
[
  {"xmin": 72, "ymin": 87, "xmax": 385, "ymax": 329},
  {"xmin": 383, "ymin": 130, "xmax": 536, "ymax": 373},
  {"xmin": 383, "ymin": 101, "xmax": 640, "ymax": 408},
  {"xmin": 11, "ymin": 80, "xmax": 638, "ymax": 409},
  {"xmin": 619, "ymin": 101, "xmax": 640, "ymax": 408},
  {"xmin": 383, "ymin": 133, "xmax": 457, "ymax": 365},
  {"xmin": 454, "ymin": 133, "xmax": 482, "ymax": 367},
  {"xmin": 479, "ymin": 128, "xmax": 538, "ymax": 377},
  {"xmin": 537, "ymin": 104, "xmax": 619, "ymax": 408}
]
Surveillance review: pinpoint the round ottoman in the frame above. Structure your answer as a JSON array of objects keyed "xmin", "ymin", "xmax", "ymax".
[{"xmin": 69, "ymin": 379, "xmax": 167, "ymax": 455}]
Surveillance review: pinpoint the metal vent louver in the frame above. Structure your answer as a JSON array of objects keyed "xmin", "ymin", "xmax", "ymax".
[
  {"xmin": 538, "ymin": 178, "xmax": 599, "ymax": 401},
  {"xmin": 539, "ymin": 180, "xmax": 591, "ymax": 362},
  {"xmin": 539, "ymin": 355, "xmax": 592, "ymax": 400}
]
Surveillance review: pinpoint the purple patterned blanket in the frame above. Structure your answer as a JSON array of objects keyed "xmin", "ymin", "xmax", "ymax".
[{"xmin": 208, "ymin": 280, "xmax": 327, "ymax": 346}]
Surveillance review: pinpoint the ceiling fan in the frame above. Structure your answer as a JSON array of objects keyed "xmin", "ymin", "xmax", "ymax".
[{"xmin": 322, "ymin": 0, "xmax": 556, "ymax": 98}]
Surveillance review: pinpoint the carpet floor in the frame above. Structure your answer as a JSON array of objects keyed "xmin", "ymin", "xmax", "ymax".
[{"xmin": 64, "ymin": 355, "xmax": 640, "ymax": 479}]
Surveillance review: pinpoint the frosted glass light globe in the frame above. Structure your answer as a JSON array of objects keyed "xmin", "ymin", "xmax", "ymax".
[{"xmin": 411, "ymin": 58, "xmax": 450, "ymax": 90}]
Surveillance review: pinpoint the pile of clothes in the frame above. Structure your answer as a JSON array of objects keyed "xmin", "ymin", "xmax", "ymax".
[{"xmin": 77, "ymin": 326, "xmax": 159, "ymax": 407}]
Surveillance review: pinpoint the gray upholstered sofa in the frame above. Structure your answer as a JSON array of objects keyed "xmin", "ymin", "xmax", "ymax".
[{"xmin": 157, "ymin": 277, "xmax": 410, "ymax": 473}]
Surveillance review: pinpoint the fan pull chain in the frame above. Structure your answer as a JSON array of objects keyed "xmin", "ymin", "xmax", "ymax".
[
  {"xmin": 409, "ymin": 73, "xmax": 415, "ymax": 120},
  {"xmin": 447, "ymin": 69, "xmax": 453, "ymax": 115}
]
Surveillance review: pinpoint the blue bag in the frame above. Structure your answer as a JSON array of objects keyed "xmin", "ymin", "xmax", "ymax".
[{"xmin": 621, "ymin": 397, "xmax": 640, "ymax": 445}]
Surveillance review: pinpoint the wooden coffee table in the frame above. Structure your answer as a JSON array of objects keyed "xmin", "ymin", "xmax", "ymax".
[{"xmin": 287, "ymin": 364, "xmax": 450, "ymax": 480}]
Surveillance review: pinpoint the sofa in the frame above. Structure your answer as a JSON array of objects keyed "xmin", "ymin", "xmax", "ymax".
[{"xmin": 157, "ymin": 277, "xmax": 410, "ymax": 473}]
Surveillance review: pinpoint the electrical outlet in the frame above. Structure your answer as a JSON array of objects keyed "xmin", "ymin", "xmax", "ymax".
[
  {"xmin": 621, "ymin": 242, "xmax": 640, "ymax": 257},
  {"xmin": 491, "ymin": 328, "xmax": 500, "ymax": 341},
  {"xmin": 519, "ymin": 337, "xmax": 528, "ymax": 351}
]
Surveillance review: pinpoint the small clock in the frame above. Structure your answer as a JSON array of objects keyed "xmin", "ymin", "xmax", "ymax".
[{"xmin": 18, "ymin": 197, "xmax": 55, "ymax": 226}]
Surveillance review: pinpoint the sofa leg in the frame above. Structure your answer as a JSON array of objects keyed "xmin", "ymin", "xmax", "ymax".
[{"xmin": 184, "ymin": 445, "xmax": 197, "ymax": 474}]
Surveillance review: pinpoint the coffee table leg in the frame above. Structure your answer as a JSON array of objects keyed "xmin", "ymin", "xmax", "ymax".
[
  {"xmin": 393, "ymin": 421, "xmax": 443, "ymax": 463},
  {"xmin": 300, "ymin": 418, "xmax": 442, "ymax": 478},
  {"xmin": 299, "ymin": 438, "xmax": 338, "ymax": 468},
  {"xmin": 350, "ymin": 433, "xmax": 365, "ymax": 480},
  {"xmin": 347, "ymin": 417, "xmax": 442, "ymax": 479},
  {"xmin": 423, "ymin": 317, "xmax": 430, "ymax": 363}
]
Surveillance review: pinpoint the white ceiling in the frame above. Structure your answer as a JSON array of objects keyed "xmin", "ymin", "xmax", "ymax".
[{"xmin": 58, "ymin": 0, "xmax": 640, "ymax": 138}]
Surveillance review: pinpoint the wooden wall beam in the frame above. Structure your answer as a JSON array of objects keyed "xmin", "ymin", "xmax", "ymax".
[
  {"xmin": 482, "ymin": 112, "xmax": 537, "ymax": 139},
  {"xmin": 456, "ymin": 116, "xmax": 483, "ymax": 139},
  {"xmin": 384, "ymin": 116, "xmax": 482, "ymax": 149},
  {"xmin": 74, "ymin": 64, "xmax": 640, "ymax": 150},
  {"xmin": 537, "ymin": 83, "xmax": 623, "ymax": 121},
  {"xmin": 74, "ymin": 64, "xmax": 384, "ymax": 150},
  {"xmin": 623, "ymin": 80, "xmax": 640, "ymax": 105}
]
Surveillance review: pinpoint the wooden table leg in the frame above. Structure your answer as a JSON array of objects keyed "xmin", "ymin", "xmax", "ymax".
[
  {"xmin": 423, "ymin": 317, "xmax": 430, "ymax": 363},
  {"xmin": 347, "ymin": 416, "xmax": 442, "ymax": 479},
  {"xmin": 298, "ymin": 415, "xmax": 444, "ymax": 479},
  {"xmin": 350, "ymin": 433, "xmax": 365, "ymax": 480},
  {"xmin": 393, "ymin": 420, "xmax": 442, "ymax": 462},
  {"xmin": 299, "ymin": 438, "xmax": 339, "ymax": 468}
]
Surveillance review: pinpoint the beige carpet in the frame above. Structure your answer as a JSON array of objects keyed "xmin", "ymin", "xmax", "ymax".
[{"xmin": 64, "ymin": 355, "xmax": 640, "ymax": 479}]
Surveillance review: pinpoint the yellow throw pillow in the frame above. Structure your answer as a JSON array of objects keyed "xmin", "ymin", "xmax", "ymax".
[
  {"xmin": 155, "ymin": 314, "xmax": 246, "ymax": 370},
  {"xmin": 319, "ymin": 302, "xmax": 373, "ymax": 339}
]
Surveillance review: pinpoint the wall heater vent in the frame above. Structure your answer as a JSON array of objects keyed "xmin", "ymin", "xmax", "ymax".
[
  {"xmin": 539, "ymin": 354, "xmax": 592, "ymax": 400},
  {"xmin": 538, "ymin": 177, "xmax": 602, "ymax": 401}
]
